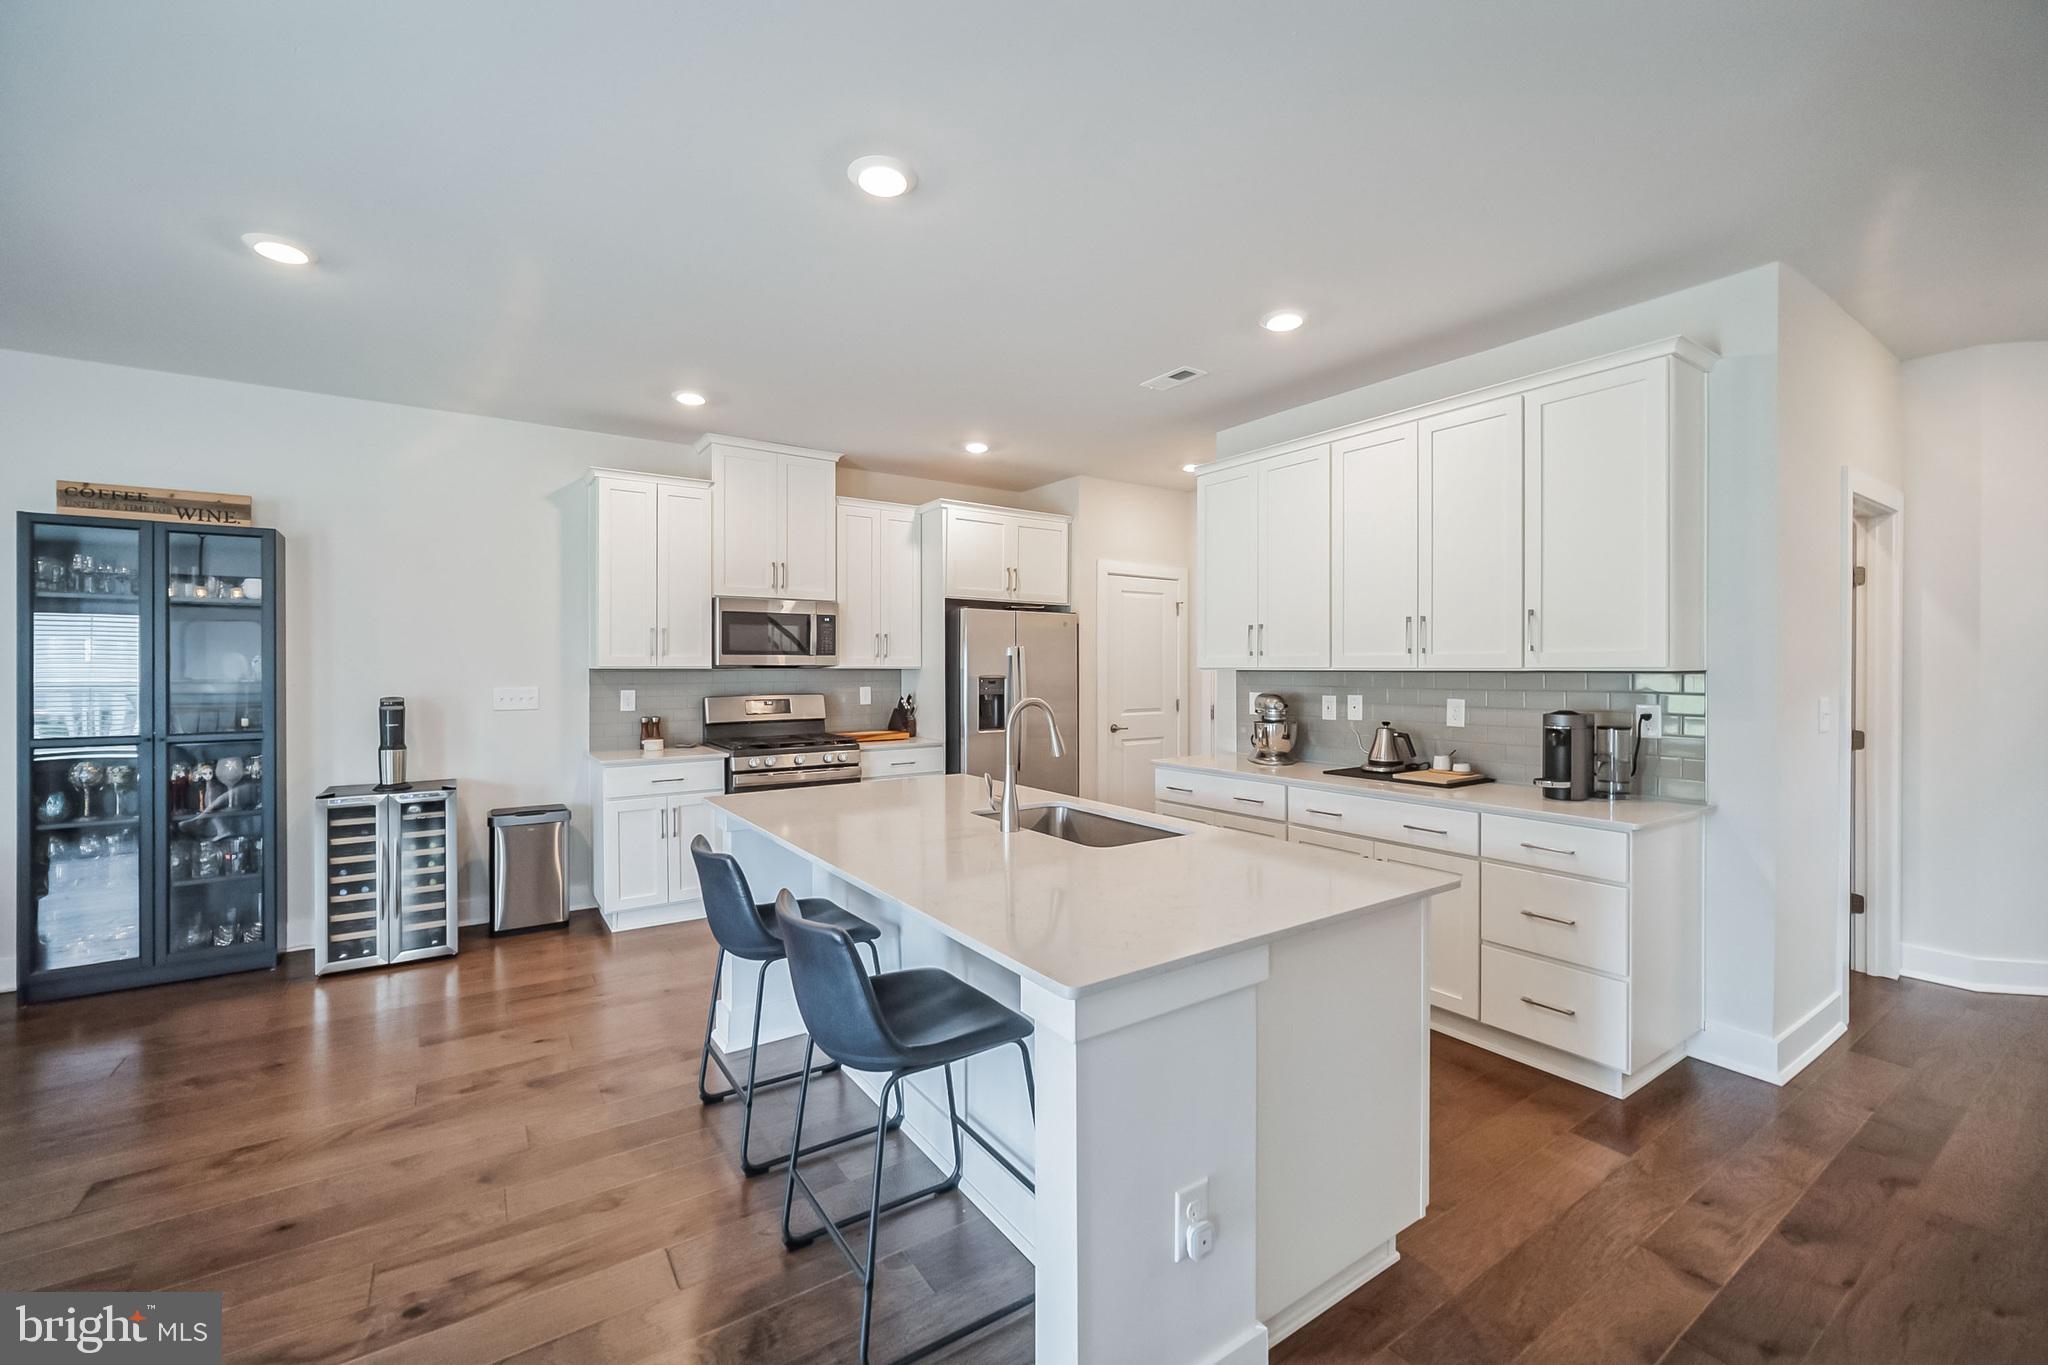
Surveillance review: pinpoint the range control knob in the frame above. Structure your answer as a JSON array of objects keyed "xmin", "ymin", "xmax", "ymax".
[
  {"xmin": 837, "ymin": 750, "xmax": 854, "ymax": 764},
  {"xmin": 793, "ymin": 755, "xmax": 806, "ymax": 766},
  {"xmin": 762, "ymin": 755, "xmax": 778, "ymax": 767},
  {"xmin": 747, "ymin": 757, "xmax": 761, "ymax": 769}
]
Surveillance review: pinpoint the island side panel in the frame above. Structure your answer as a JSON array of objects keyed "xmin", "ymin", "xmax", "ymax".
[{"xmin": 1255, "ymin": 895, "xmax": 1429, "ymax": 1340}]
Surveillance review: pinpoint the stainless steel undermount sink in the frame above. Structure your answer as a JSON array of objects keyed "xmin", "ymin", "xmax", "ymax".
[{"xmin": 975, "ymin": 802, "xmax": 1184, "ymax": 847}]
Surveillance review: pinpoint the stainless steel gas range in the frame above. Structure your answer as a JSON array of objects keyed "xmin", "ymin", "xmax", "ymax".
[{"xmin": 702, "ymin": 693, "xmax": 863, "ymax": 794}]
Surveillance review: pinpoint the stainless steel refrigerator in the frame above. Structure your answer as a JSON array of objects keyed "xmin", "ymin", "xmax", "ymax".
[
  {"xmin": 313, "ymin": 781, "xmax": 458, "ymax": 973},
  {"xmin": 945, "ymin": 606, "xmax": 1080, "ymax": 795}
]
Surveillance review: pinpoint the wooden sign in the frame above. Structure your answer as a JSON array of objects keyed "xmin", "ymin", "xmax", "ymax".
[{"xmin": 56, "ymin": 481, "xmax": 254, "ymax": 526}]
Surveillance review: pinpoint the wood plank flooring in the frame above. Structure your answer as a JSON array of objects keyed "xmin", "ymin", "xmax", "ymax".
[{"xmin": 5, "ymin": 920, "xmax": 2044, "ymax": 1363}]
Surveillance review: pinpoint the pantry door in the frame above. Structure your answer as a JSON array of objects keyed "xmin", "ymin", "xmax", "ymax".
[{"xmin": 1097, "ymin": 563, "xmax": 1187, "ymax": 810}]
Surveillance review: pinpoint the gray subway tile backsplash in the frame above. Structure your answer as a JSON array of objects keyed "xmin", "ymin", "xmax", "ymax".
[
  {"xmin": 1237, "ymin": 669, "xmax": 1707, "ymax": 800},
  {"xmin": 588, "ymin": 668, "xmax": 909, "ymax": 751}
]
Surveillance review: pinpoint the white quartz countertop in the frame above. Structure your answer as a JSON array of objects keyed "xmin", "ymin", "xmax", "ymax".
[
  {"xmin": 710, "ymin": 774, "xmax": 1457, "ymax": 999},
  {"xmin": 1154, "ymin": 754, "xmax": 1709, "ymax": 832},
  {"xmin": 588, "ymin": 746, "xmax": 724, "ymax": 768}
]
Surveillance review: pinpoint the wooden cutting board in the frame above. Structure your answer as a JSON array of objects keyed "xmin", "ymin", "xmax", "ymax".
[
  {"xmin": 844, "ymin": 730, "xmax": 913, "ymax": 744},
  {"xmin": 1387, "ymin": 768, "xmax": 1493, "ymax": 788}
]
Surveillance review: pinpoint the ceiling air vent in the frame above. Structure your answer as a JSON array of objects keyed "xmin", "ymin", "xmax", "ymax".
[{"xmin": 1140, "ymin": 366, "xmax": 1208, "ymax": 392}]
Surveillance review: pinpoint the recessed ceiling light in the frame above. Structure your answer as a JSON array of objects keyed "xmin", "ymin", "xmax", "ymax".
[
  {"xmin": 963, "ymin": 441, "xmax": 989, "ymax": 455},
  {"xmin": 1260, "ymin": 309, "xmax": 1305, "ymax": 333},
  {"xmin": 672, "ymin": 390, "xmax": 707, "ymax": 407},
  {"xmin": 1182, "ymin": 463, "xmax": 1201, "ymax": 473},
  {"xmin": 848, "ymin": 155, "xmax": 916, "ymax": 199},
  {"xmin": 241, "ymin": 233, "xmax": 314, "ymax": 266}
]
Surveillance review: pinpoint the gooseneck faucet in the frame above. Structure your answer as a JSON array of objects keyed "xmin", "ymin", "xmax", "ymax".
[{"xmin": 988, "ymin": 695, "xmax": 1067, "ymax": 833}]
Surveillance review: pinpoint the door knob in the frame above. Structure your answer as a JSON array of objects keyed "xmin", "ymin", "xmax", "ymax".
[{"xmin": 1109, "ymin": 723, "xmax": 1127, "ymax": 733}]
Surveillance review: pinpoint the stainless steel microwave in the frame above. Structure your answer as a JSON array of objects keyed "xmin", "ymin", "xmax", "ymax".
[{"xmin": 713, "ymin": 597, "xmax": 839, "ymax": 667}]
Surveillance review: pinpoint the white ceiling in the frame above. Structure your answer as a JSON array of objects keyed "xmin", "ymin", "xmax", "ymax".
[{"xmin": 3, "ymin": 2, "xmax": 2044, "ymax": 490}]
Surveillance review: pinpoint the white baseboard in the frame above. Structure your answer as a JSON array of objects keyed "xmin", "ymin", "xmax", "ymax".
[
  {"xmin": 1689, "ymin": 990, "xmax": 1844, "ymax": 1085},
  {"xmin": 1198, "ymin": 1322, "xmax": 1272, "ymax": 1365},
  {"xmin": 1265, "ymin": 1238, "xmax": 1398, "ymax": 1345},
  {"xmin": 600, "ymin": 900, "xmax": 704, "ymax": 934},
  {"xmin": 1902, "ymin": 942, "xmax": 2048, "ymax": 996},
  {"xmin": 1429, "ymin": 1010, "xmax": 1688, "ymax": 1099}
]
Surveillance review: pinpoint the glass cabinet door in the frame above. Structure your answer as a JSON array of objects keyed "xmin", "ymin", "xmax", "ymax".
[
  {"xmin": 28, "ymin": 522, "xmax": 144, "ymax": 740},
  {"xmin": 323, "ymin": 800, "xmax": 385, "ymax": 966},
  {"xmin": 395, "ymin": 796, "xmax": 453, "ymax": 957},
  {"xmin": 165, "ymin": 531, "xmax": 267, "ymax": 736},
  {"xmin": 165, "ymin": 738, "xmax": 267, "ymax": 955},
  {"xmin": 27, "ymin": 745, "xmax": 145, "ymax": 973}
]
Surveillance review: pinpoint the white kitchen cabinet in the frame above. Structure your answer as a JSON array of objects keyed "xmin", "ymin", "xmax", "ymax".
[
  {"xmin": 1375, "ymin": 840, "xmax": 1480, "ymax": 1021},
  {"xmin": 699, "ymin": 434, "xmax": 842, "ymax": 600},
  {"xmin": 836, "ymin": 499, "xmax": 922, "ymax": 668},
  {"xmin": 1522, "ymin": 355, "xmax": 1705, "ymax": 670},
  {"xmin": 922, "ymin": 501, "xmax": 1072, "ymax": 606},
  {"xmin": 602, "ymin": 796, "xmax": 671, "ymax": 915},
  {"xmin": 589, "ymin": 470, "xmax": 713, "ymax": 668},
  {"xmin": 1417, "ymin": 396, "xmax": 1524, "ymax": 670},
  {"xmin": 592, "ymin": 757, "xmax": 726, "ymax": 931},
  {"xmin": 1194, "ymin": 445, "xmax": 1331, "ymax": 668},
  {"xmin": 861, "ymin": 744, "xmax": 944, "ymax": 780},
  {"xmin": 1331, "ymin": 423, "xmax": 1420, "ymax": 669}
]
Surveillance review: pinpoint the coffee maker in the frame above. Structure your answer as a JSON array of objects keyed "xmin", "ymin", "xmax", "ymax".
[
  {"xmin": 1593, "ymin": 717, "xmax": 1646, "ymax": 799},
  {"xmin": 1536, "ymin": 710, "xmax": 1593, "ymax": 801},
  {"xmin": 376, "ymin": 696, "xmax": 408, "ymax": 789}
]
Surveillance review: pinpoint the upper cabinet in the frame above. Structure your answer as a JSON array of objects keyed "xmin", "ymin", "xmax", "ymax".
[
  {"xmin": 697, "ymin": 435, "xmax": 841, "ymax": 600},
  {"xmin": 1331, "ymin": 424, "xmax": 1419, "ymax": 669},
  {"xmin": 1195, "ymin": 445, "xmax": 1332, "ymax": 669},
  {"xmin": 1417, "ymin": 397, "xmax": 1524, "ymax": 670},
  {"xmin": 590, "ymin": 470, "xmax": 713, "ymax": 668},
  {"xmin": 836, "ymin": 499, "xmax": 922, "ymax": 669},
  {"xmin": 924, "ymin": 502, "xmax": 1071, "ymax": 605}
]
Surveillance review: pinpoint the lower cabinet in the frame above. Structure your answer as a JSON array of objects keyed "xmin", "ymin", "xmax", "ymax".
[
  {"xmin": 1286, "ymin": 825, "xmax": 1479, "ymax": 1020},
  {"xmin": 860, "ymin": 745, "xmax": 944, "ymax": 781},
  {"xmin": 592, "ymin": 759, "xmax": 725, "ymax": 931},
  {"xmin": 1158, "ymin": 798, "xmax": 1284, "ymax": 838}
]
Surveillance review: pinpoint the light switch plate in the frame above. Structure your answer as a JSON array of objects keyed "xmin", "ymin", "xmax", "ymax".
[
  {"xmin": 619, "ymin": 688, "xmax": 636, "ymax": 712},
  {"xmin": 1446, "ymin": 698, "xmax": 1467, "ymax": 728},
  {"xmin": 493, "ymin": 686, "xmax": 539, "ymax": 711},
  {"xmin": 1321, "ymin": 695, "xmax": 1337, "ymax": 720},
  {"xmin": 1635, "ymin": 703, "xmax": 1662, "ymax": 738},
  {"xmin": 859, "ymin": 686, "xmax": 872, "ymax": 705},
  {"xmin": 1346, "ymin": 694, "xmax": 1364, "ymax": 721},
  {"xmin": 1172, "ymin": 1177, "xmax": 1210, "ymax": 1264}
]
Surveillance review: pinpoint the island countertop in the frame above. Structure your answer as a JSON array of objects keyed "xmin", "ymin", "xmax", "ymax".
[{"xmin": 710, "ymin": 773, "xmax": 1457, "ymax": 998}]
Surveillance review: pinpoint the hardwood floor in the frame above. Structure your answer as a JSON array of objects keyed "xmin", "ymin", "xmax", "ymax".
[{"xmin": 4, "ymin": 923, "xmax": 2044, "ymax": 1364}]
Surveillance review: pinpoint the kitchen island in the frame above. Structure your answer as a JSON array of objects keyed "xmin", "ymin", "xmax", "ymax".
[{"xmin": 710, "ymin": 774, "xmax": 1459, "ymax": 1365}]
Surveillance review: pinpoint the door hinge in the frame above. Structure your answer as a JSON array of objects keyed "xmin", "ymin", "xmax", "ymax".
[
  {"xmin": 1849, "ymin": 891, "xmax": 1866, "ymax": 915},
  {"xmin": 1853, "ymin": 565, "xmax": 1867, "ymax": 588},
  {"xmin": 1176, "ymin": 600, "xmax": 1183, "ymax": 616},
  {"xmin": 1851, "ymin": 729, "xmax": 1866, "ymax": 751},
  {"xmin": 1175, "ymin": 698, "xmax": 1181, "ymax": 712}
]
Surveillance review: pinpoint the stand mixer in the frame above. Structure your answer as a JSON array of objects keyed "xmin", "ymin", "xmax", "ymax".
[{"xmin": 1248, "ymin": 692, "xmax": 1299, "ymax": 765}]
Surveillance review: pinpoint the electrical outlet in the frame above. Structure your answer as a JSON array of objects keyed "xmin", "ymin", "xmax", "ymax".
[
  {"xmin": 859, "ymin": 686, "xmax": 872, "ymax": 705},
  {"xmin": 619, "ymin": 688, "xmax": 636, "ymax": 712},
  {"xmin": 1172, "ymin": 1177, "xmax": 1210, "ymax": 1264},
  {"xmin": 1248, "ymin": 691, "xmax": 1260, "ymax": 717},
  {"xmin": 1321, "ymin": 695, "xmax": 1337, "ymax": 721},
  {"xmin": 1446, "ymin": 698, "xmax": 1467, "ymax": 728},
  {"xmin": 493, "ymin": 686, "xmax": 539, "ymax": 711},
  {"xmin": 1635, "ymin": 703, "xmax": 1662, "ymax": 738},
  {"xmin": 1346, "ymin": 694, "xmax": 1364, "ymax": 721}
]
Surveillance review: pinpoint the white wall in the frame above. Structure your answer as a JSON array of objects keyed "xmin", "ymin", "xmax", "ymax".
[{"xmin": 1901, "ymin": 343, "xmax": 2048, "ymax": 993}]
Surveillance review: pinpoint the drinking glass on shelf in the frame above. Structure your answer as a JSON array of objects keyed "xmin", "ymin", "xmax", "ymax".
[
  {"xmin": 194, "ymin": 839, "xmax": 224, "ymax": 879},
  {"xmin": 67, "ymin": 760, "xmax": 104, "ymax": 819},
  {"xmin": 105, "ymin": 763, "xmax": 138, "ymax": 815},
  {"xmin": 212, "ymin": 917, "xmax": 237, "ymax": 948},
  {"xmin": 70, "ymin": 553, "xmax": 94, "ymax": 592}
]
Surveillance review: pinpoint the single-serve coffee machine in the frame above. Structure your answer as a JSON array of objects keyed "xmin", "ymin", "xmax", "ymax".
[{"xmin": 1536, "ymin": 710, "xmax": 1593, "ymax": 801}]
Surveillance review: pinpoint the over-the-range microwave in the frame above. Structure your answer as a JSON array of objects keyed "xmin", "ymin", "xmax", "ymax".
[{"xmin": 713, "ymin": 597, "xmax": 839, "ymax": 667}]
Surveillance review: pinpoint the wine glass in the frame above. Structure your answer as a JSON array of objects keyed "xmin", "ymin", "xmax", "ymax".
[
  {"xmin": 67, "ymin": 760, "xmax": 104, "ymax": 819},
  {"xmin": 214, "ymin": 756, "xmax": 245, "ymax": 811},
  {"xmin": 105, "ymin": 763, "xmax": 138, "ymax": 816}
]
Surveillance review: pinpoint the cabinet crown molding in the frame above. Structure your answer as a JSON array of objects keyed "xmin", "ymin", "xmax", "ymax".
[
  {"xmin": 916, "ymin": 497, "xmax": 1072, "ymax": 522},
  {"xmin": 836, "ymin": 495, "xmax": 919, "ymax": 513},
  {"xmin": 586, "ymin": 466, "xmax": 710, "ymax": 487},
  {"xmin": 1197, "ymin": 335, "xmax": 1720, "ymax": 478},
  {"xmin": 689, "ymin": 433, "xmax": 843, "ymax": 463}
]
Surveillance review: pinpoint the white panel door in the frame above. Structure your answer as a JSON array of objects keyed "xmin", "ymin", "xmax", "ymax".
[
  {"xmin": 593, "ymin": 476, "xmax": 658, "ymax": 668},
  {"xmin": 780, "ymin": 455, "xmax": 840, "ymax": 599},
  {"xmin": 667, "ymin": 796, "xmax": 718, "ymax": 912},
  {"xmin": 944, "ymin": 507, "xmax": 1012, "ymax": 598},
  {"xmin": 1100, "ymin": 569, "xmax": 1184, "ymax": 809},
  {"xmin": 655, "ymin": 481, "xmax": 713, "ymax": 667},
  {"xmin": 835, "ymin": 502, "xmax": 883, "ymax": 668},
  {"xmin": 1254, "ymin": 445, "xmax": 1331, "ymax": 667},
  {"xmin": 1418, "ymin": 397, "xmax": 1524, "ymax": 669},
  {"xmin": 1376, "ymin": 842, "xmax": 1479, "ymax": 1019},
  {"xmin": 1011, "ymin": 517, "xmax": 1070, "ymax": 605},
  {"xmin": 879, "ymin": 506, "xmax": 922, "ymax": 666},
  {"xmin": 1196, "ymin": 466, "xmax": 1260, "ymax": 668},
  {"xmin": 1523, "ymin": 359, "xmax": 1671, "ymax": 668},
  {"xmin": 604, "ymin": 796, "xmax": 670, "ymax": 913},
  {"xmin": 1332, "ymin": 425, "xmax": 1420, "ymax": 670},
  {"xmin": 712, "ymin": 447, "xmax": 781, "ymax": 597}
]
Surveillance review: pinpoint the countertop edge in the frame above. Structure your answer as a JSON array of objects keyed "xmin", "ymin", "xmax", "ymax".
[{"xmin": 588, "ymin": 747, "xmax": 724, "ymax": 767}]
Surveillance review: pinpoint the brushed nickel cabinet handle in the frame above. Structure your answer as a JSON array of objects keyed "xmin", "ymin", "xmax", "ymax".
[
  {"xmin": 1419, "ymin": 615, "xmax": 1429, "ymax": 655},
  {"xmin": 1520, "ymin": 842, "xmax": 1578, "ymax": 857},
  {"xmin": 1520, "ymin": 908, "xmax": 1578, "ymax": 927},
  {"xmin": 890, "ymin": 760, "xmax": 916, "ymax": 768},
  {"xmin": 1406, "ymin": 615, "xmax": 1414, "ymax": 654},
  {"xmin": 1521, "ymin": 995, "xmax": 1577, "ymax": 1018},
  {"xmin": 1305, "ymin": 807, "xmax": 1342, "ymax": 818},
  {"xmin": 1258, "ymin": 623, "xmax": 1265, "ymax": 655},
  {"xmin": 1527, "ymin": 607, "xmax": 1539, "ymax": 652},
  {"xmin": 1165, "ymin": 784, "xmax": 1194, "ymax": 794},
  {"xmin": 1233, "ymin": 795, "xmax": 1266, "ymax": 806},
  {"xmin": 661, "ymin": 626, "xmax": 669, "ymax": 654},
  {"xmin": 1402, "ymin": 823, "xmax": 1449, "ymax": 836}
]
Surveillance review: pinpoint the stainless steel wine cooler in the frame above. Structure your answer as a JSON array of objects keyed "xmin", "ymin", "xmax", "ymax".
[{"xmin": 313, "ymin": 782, "xmax": 459, "ymax": 974}]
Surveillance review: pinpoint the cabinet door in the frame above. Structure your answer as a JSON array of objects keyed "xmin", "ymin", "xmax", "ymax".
[
  {"xmin": 835, "ymin": 502, "xmax": 882, "ymax": 668},
  {"xmin": 779, "ymin": 455, "xmax": 840, "ymax": 599},
  {"xmin": 943, "ymin": 507, "xmax": 1012, "ymax": 599},
  {"xmin": 1376, "ymin": 842, "xmax": 1479, "ymax": 1019},
  {"xmin": 655, "ymin": 482, "xmax": 713, "ymax": 667},
  {"xmin": 711, "ymin": 446, "xmax": 781, "ymax": 597},
  {"xmin": 1254, "ymin": 445, "xmax": 1330, "ymax": 667},
  {"xmin": 604, "ymin": 796, "xmax": 671, "ymax": 913},
  {"xmin": 1010, "ymin": 517, "xmax": 1070, "ymax": 605},
  {"xmin": 1196, "ymin": 466, "xmax": 1260, "ymax": 668},
  {"xmin": 879, "ymin": 506, "xmax": 923, "ymax": 666},
  {"xmin": 1418, "ymin": 397, "xmax": 1524, "ymax": 669},
  {"xmin": 1333, "ymin": 425, "xmax": 1420, "ymax": 669},
  {"xmin": 667, "ymin": 797, "xmax": 718, "ymax": 909},
  {"xmin": 593, "ymin": 476, "xmax": 659, "ymax": 667},
  {"xmin": 1523, "ymin": 359, "xmax": 1671, "ymax": 668}
]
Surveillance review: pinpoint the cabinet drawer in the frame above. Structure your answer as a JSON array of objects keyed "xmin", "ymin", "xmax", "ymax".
[
  {"xmin": 1479, "ymin": 945, "xmax": 1629, "ymax": 1069},
  {"xmin": 1153, "ymin": 768, "xmax": 1284, "ymax": 820},
  {"xmin": 1285, "ymin": 825, "xmax": 1375, "ymax": 859},
  {"xmin": 602, "ymin": 760, "xmax": 725, "ymax": 800},
  {"xmin": 862, "ymin": 746, "xmax": 943, "ymax": 780},
  {"xmin": 1159, "ymin": 799, "xmax": 1284, "ymax": 837},
  {"xmin": 1481, "ymin": 813, "xmax": 1628, "ymax": 884},
  {"xmin": 1287, "ymin": 787, "xmax": 1479, "ymax": 856},
  {"xmin": 1481, "ymin": 862, "xmax": 1629, "ymax": 977}
]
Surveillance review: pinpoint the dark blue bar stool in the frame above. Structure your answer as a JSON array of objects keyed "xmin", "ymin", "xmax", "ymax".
[
  {"xmin": 773, "ymin": 888, "xmax": 1037, "ymax": 1365},
  {"xmin": 691, "ymin": 836, "xmax": 898, "ymax": 1176}
]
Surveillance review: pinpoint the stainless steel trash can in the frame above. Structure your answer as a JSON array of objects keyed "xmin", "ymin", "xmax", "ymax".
[{"xmin": 488, "ymin": 805, "xmax": 570, "ymax": 934}]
